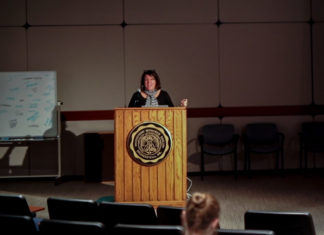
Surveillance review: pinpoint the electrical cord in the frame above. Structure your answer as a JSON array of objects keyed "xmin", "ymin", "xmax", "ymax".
[{"xmin": 186, "ymin": 177, "xmax": 192, "ymax": 199}]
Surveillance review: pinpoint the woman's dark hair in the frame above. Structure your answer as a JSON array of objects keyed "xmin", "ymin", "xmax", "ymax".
[{"xmin": 140, "ymin": 69, "xmax": 162, "ymax": 91}]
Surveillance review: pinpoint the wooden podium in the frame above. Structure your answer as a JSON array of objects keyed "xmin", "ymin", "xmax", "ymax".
[{"xmin": 114, "ymin": 107, "xmax": 187, "ymax": 207}]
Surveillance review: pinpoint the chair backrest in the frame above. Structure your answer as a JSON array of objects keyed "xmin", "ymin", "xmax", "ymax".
[
  {"xmin": 39, "ymin": 219, "xmax": 106, "ymax": 235},
  {"xmin": 0, "ymin": 194, "xmax": 34, "ymax": 217},
  {"xmin": 218, "ymin": 228, "xmax": 275, "ymax": 235},
  {"xmin": 245, "ymin": 123, "xmax": 278, "ymax": 143},
  {"xmin": 47, "ymin": 197, "xmax": 100, "ymax": 221},
  {"xmin": 156, "ymin": 205, "xmax": 183, "ymax": 225},
  {"xmin": 98, "ymin": 201, "xmax": 157, "ymax": 229},
  {"xmin": 302, "ymin": 122, "xmax": 324, "ymax": 145},
  {"xmin": 0, "ymin": 214, "xmax": 38, "ymax": 234},
  {"xmin": 113, "ymin": 224, "xmax": 184, "ymax": 235},
  {"xmin": 200, "ymin": 124, "xmax": 236, "ymax": 145},
  {"xmin": 244, "ymin": 210, "xmax": 316, "ymax": 235}
]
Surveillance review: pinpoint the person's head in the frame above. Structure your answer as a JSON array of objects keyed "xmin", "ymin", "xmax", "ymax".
[
  {"xmin": 140, "ymin": 69, "xmax": 162, "ymax": 92},
  {"xmin": 182, "ymin": 192, "xmax": 220, "ymax": 235}
]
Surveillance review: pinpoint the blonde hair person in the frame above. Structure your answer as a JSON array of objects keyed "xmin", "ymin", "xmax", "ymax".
[{"xmin": 182, "ymin": 192, "xmax": 220, "ymax": 235}]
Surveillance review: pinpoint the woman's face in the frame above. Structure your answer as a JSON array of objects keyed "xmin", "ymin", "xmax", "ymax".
[{"xmin": 144, "ymin": 74, "xmax": 156, "ymax": 91}]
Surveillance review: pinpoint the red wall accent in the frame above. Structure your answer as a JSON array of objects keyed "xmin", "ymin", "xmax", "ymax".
[{"xmin": 62, "ymin": 105, "xmax": 324, "ymax": 121}]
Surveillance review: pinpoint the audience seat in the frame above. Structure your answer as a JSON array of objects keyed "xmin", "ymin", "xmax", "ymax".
[
  {"xmin": 218, "ymin": 228, "xmax": 275, "ymax": 235},
  {"xmin": 0, "ymin": 194, "xmax": 42, "ymax": 229},
  {"xmin": 156, "ymin": 205, "xmax": 183, "ymax": 225},
  {"xmin": 113, "ymin": 224, "xmax": 184, "ymax": 235},
  {"xmin": 244, "ymin": 210, "xmax": 316, "ymax": 235},
  {"xmin": 0, "ymin": 194, "xmax": 36, "ymax": 217},
  {"xmin": 243, "ymin": 123, "xmax": 284, "ymax": 175},
  {"xmin": 0, "ymin": 214, "xmax": 38, "ymax": 235},
  {"xmin": 47, "ymin": 197, "xmax": 100, "ymax": 221},
  {"xmin": 299, "ymin": 122, "xmax": 324, "ymax": 169},
  {"xmin": 39, "ymin": 219, "xmax": 106, "ymax": 234},
  {"xmin": 198, "ymin": 123, "xmax": 239, "ymax": 180},
  {"xmin": 98, "ymin": 201, "xmax": 157, "ymax": 230}
]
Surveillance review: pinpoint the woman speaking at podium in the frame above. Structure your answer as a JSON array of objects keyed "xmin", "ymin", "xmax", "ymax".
[{"xmin": 128, "ymin": 70, "xmax": 187, "ymax": 107}]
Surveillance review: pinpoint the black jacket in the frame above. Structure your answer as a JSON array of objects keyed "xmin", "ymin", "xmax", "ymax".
[{"xmin": 128, "ymin": 90, "xmax": 174, "ymax": 107}]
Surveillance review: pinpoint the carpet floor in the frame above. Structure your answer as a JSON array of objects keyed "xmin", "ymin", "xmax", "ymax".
[{"xmin": 0, "ymin": 172, "xmax": 323, "ymax": 234}]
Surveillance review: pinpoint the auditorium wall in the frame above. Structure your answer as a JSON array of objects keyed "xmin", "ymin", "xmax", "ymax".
[{"xmin": 0, "ymin": 0, "xmax": 323, "ymax": 177}]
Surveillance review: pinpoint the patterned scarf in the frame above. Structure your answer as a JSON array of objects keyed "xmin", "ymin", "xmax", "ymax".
[{"xmin": 144, "ymin": 90, "xmax": 159, "ymax": 107}]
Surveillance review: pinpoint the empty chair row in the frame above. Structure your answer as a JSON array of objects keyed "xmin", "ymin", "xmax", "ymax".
[
  {"xmin": 0, "ymin": 214, "xmax": 106, "ymax": 235},
  {"xmin": 0, "ymin": 215, "xmax": 273, "ymax": 235},
  {"xmin": 198, "ymin": 121, "xmax": 324, "ymax": 180},
  {"xmin": 199, "ymin": 122, "xmax": 284, "ymax": 180},
  {"xmin": 0, "ymin": 193, "xmax": 183, "ymax": 228},
  {"xmin": 0, "ymin": 193, "xmax": 316, "ymax": 235},
  {"xmin": 113, "ymin": 224, "xmax": 274, "ymax": 235},
  {"xmin": 47, "ymin": 196, "xmax": 184, "ymax": 229},
  {"xmin": 0, "ymin": 212, "xmax": 316, "ymax": 235},
  {"xmin": 113, "ymin": 210, "xmax": 316, "ymax": 235},
  {"xmin": 44, "ymin": 198, "xmax": 319, "ymax": 235}
]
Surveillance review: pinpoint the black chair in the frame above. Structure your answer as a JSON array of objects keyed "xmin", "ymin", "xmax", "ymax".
[
  {"xmin": 218, "ymin": 228, "xmax": 275, "ymax": 235},
  {"xmin": 299, "ymin": 122, "xmax": 324, "ymax": 169},
  {"xmin": 0, "ymin": 194, "xmax": 36, "ymax": 217},
  {"xmin": 244, "ymin": 210, "xmax": 316, "ymax": 235},
  {"xmin": 113, "ymin": 224, "xmax": 184, "ymax": 235},
  {"xmin": 156, "ymin": 205, "xmax": 183, "ymax": 225},
  {"xmin": 98, "ymin": 201, "xmax": 157, "ymax": 230},
  {"xmin": 244, "ymin": 123, "xmax": 284, "ymax": 174},
  {"xmin": 39, "ymin": 219, "xmax": 106, "ymax": 234},
  {"xmin": 47, "ymin": 197, "xmax": 100, "ymax": 221},
  {"xmin": 0, "ymin": 214, "xmax": 38, "ymax": 234},
  {"xmin": 0, "ymin": 194, "xmax": 43, "ymax": 230},
  {"xmin": 198, "ymin": 124, "xmax": 239, "ymax": 180}
]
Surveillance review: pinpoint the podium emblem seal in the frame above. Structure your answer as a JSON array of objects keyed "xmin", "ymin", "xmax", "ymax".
[{"xmin": 127, "ymin": 122, "xmax": 172, "ymax": 166}]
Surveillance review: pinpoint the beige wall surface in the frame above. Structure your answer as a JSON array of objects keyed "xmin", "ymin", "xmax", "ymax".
[
  {"xmin": 125, "ymin": 25, "xmax": 219, "ymax": 107},
  {"xmin": 28, "ymin": 26, "xmax": 124, "ymax": 110},
  {"xmin": 28, "ymin": 0, "xmax": 123, "ymax": 25},
  {"xmin": 0, "ymin": 0, "xmax": 323, "ymax": 176},
  {"xmin": 220, "ymin": 23, "xmax": 311, "ymax": 106},
  {"xmin": 0, "ymin": 28, "xmax": 26, "ymax": 70},
  {"xmin": 0, "ymin": 0, "xmax": 25, "ymax": 26},
  {"xmin": 220, "ymin": 0, "xmax": 310, "ymax": 22},
  {"xmin": 125, "ymin": 0, "xmax": 218, "ymax": 24},
  {"xmin": 313, "ymin": 23, "xmax": 324, "ymax": 104}
]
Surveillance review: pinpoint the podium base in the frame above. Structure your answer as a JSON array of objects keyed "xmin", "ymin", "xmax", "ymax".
[{"xmin": 115, "ymin": 199, "xmax": 186, "ymax": 208}]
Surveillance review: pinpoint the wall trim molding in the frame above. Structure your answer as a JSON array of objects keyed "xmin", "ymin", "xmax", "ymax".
[{"xmin": 62, "ymin": 105, "xmax": 324, "ymax": 121}]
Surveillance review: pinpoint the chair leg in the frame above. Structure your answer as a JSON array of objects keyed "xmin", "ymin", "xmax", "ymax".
[
  {"xmin": 245, "ymin": 150, "xmax": 251, "ymax": 177},
  {"xmin": 244, "ymin": 148, "xmax": 251, "ymax": 177},
  {"xmin": 248, "ymin": 153, "xmax": 251, "ymax": 172},
  {"xmin": 281, "ymin": 149, "xmax": 284, "ymax": 170},
  {"xmin": 244, "ymin": 147, "xmax": 248, "ymax": 171},
  {"xmin": 313, "ymin": 152, "xmax": 317, "ymax": 169},
  {"xmin": 200, "ymin": 152, "xmax": 205, "ymax": 181},
  {"xmin": 248, "ymin": 154, "xmax": 251, "ymax": 178},
  {"xmin": 234, "ymin": 151, "xmax": 238, "ymax": 180},
  {"xmin": 275, "ymin": 152, "xmax": 279, "ymax": 170},
  {"xmin": 299, "ymin": 146, "xmax": 303, "ymax": 169},
  {"xmin": 280, "ymin": 149, "xmax": 285, "ymax": 177}
]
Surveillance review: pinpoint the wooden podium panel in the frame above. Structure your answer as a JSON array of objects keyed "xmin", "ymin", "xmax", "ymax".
[{"xmin": 114, "ymin": 107, "xmax": 187, "ymax": 207}]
